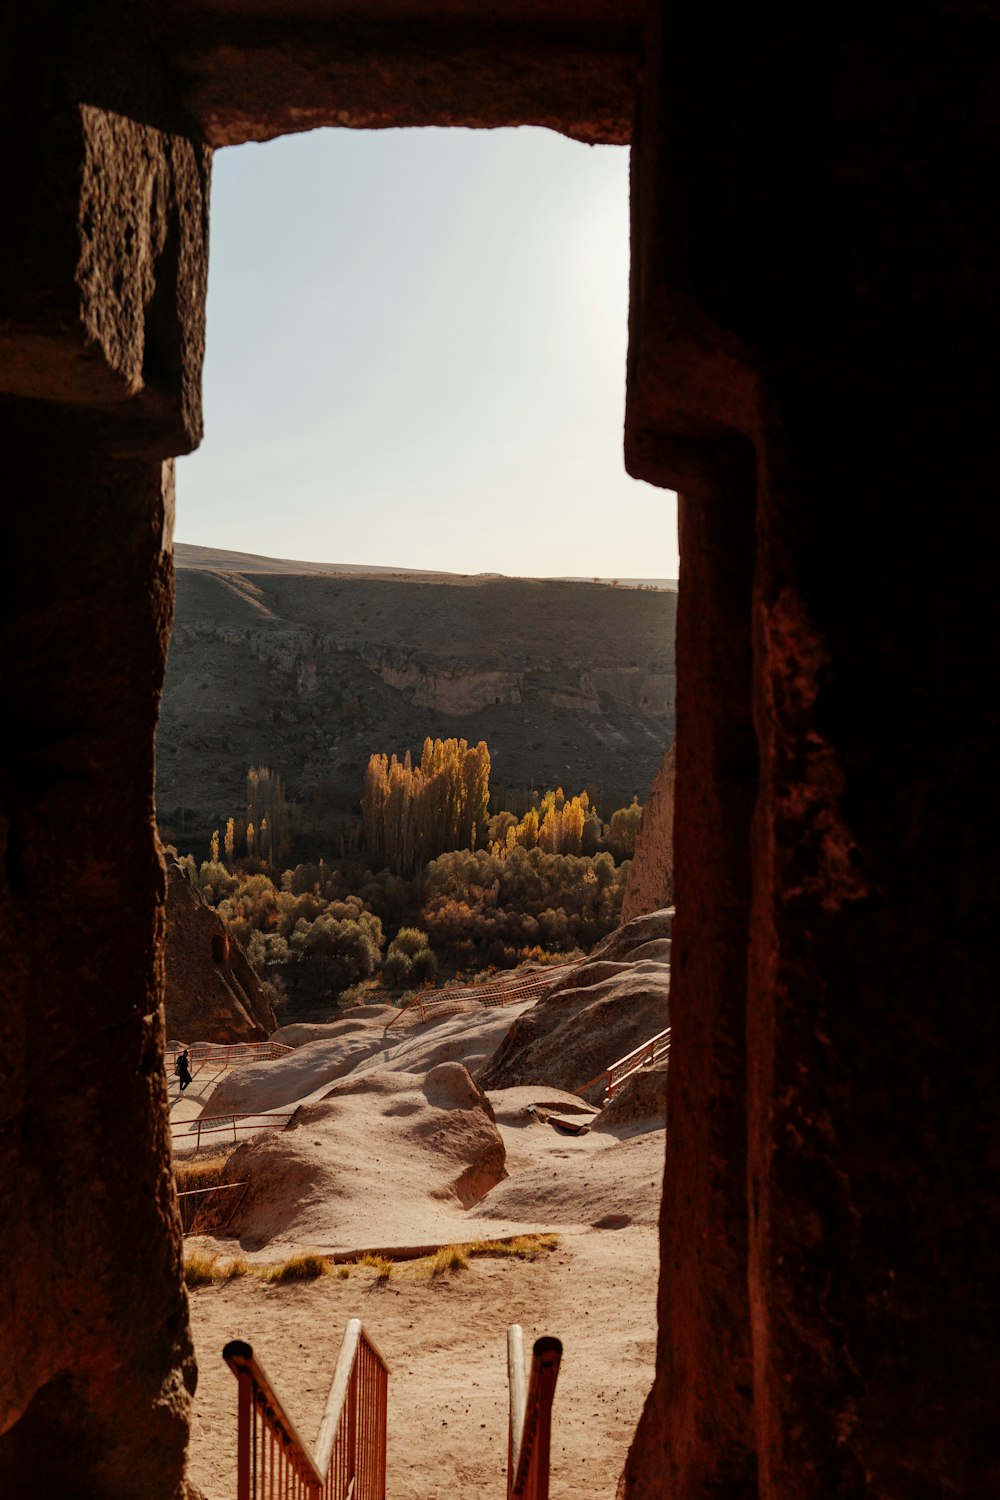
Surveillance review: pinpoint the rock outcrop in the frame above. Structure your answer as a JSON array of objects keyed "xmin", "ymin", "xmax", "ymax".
[
  {"xmin": 622, "ymin": 742, "xmax": 675, "ymax": 921},
  {"xmin": 219, "ymin": 1063, "xmax": 507, "ymax": 1252},
  {"xmin": 478, "ymin": 910, "xmax": 671, "ymax": 1095},
  {"xmin": 204, "ymin": 1033, "xmax": 382, "ymax": 1114},
  {"xmin": 164, "ymin": 855, "xmax": 275, "ymax": 1042},
  {"xmin": 592, "ymin": 1062, "xmax": 668, "ymax": 1132}
]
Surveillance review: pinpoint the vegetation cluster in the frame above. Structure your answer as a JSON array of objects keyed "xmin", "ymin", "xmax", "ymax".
[{"xmin": 173, "ymin": 736, "xmax": 643, "ymax": 1006}]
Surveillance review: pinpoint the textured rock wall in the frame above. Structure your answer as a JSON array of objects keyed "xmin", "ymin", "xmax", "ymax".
[
  {"xmin": 0, "ymin": 24, "xmax": 210, "ymax": 1492},
  {"xmin": 2, "ymin": 4, "xmax": 998, "ymax": 1497},
  {"xmin": 164, "ymin": 858, "xmax": 276, "ymax": 1043},
  {"xmin": 623, "ymin": 3, "xmax": 1000, "ymax": 1497},
  {"xmin": 621, "ymin": 741, "xmax": 675, "ymax": 922},
  {"xmin": 0, "ymin": 429, "xmax": 196, "ymax": 1495}
]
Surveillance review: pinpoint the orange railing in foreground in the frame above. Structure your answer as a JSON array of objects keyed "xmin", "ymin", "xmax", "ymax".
[
  {"xmin": 575, "ymin": 1026, "xmax": 671, "ymax": 1105},
  {"xmin": 507, "ymin": 1325, "xmax": 562, "ymax": 1500},
  {"xmin": 225, "ymin": 1319, "xmax": 389, "ymax": 1500}
]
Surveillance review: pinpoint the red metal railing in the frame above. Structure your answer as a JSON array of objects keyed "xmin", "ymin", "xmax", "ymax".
[
  {"xmin": 575, "ymin": 1027, "xmax": 671, "ymax": 1104},
  {"xmin": 507, "ymin": 1325, "xmax": 562, "ymax": 1500},
  {"xmin": 172, "ymin": 1111, "xmax": 296, "ymax": 1156},
  {"xmin": 224, "ymin": 1320, "xmax": 389, "ymax": 1500},
  {"xmin": 166, "ymin": 1040, "xmax": 293, "ymax": 1066},
  {"xmin": 176, "ymin": 1180, "xmax": 249, "ymax": 1235},
  {"xmin": 383, "ymin": 964, "xmax": 576, "ymax": 1034}
]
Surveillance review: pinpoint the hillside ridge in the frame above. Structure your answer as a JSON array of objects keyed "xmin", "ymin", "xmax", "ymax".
[{"xmin": 159, "ymin": 552, "xmax": 676, "ymax": 850}]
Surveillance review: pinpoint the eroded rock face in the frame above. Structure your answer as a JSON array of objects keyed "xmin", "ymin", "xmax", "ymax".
[
  {"xmin": 479, "ymin": 910, "xmax": 671, "ymax": 1095},
  {"xmin": 622, "ymin": 741, "xmax": 675, "ymax": 922},
  {"xmin": 218, "ymin": 1064, "xmax": 507, "ymax": 1251},
  {"xmin": 592, "ymin": 1062, "xmax": 668, "ymax": 1132},
  {"xmin": 163, "ymin": 856, "xmax": 275, "ymax": 1043},
  {"xmin": 0, "ymin": 438, "xmax": 196, "ymax": 1497}
]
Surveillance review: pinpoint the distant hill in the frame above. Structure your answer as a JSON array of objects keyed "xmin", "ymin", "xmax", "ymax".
[
  {"xmin": 175, "ymin": 543, "xmax": 678, "ymax": 591},
  {"xmin": 158, "ymin": 546, "xmax": 676, "ymax": 856}
]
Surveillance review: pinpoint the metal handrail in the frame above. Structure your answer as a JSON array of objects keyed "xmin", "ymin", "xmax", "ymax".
[
  {"xmin": 607, "ymin": 1027, "xmax": 671, "ymax": 1094},
  {"xmin": 575, "ymin": 1026, "xmax": 671, "ymax": 1104},
  {"xmin": 172, "ymin": 1110, "xmax": 296, "ymax": 1156},
  {"xmin": 225, "ymin": 1319, "xmax": 389, "ymax": 1500},
  {"xmin": 176, "ymin": 1180, "xmax": 249, "ymax": 1235},
  {"xmin": 383, "ymin": 964, "xmax": 575, "ymax": 1035},
  {"xmin": 507, "ymin": 1326, "xmax": 562, "ymax": 1500},
  {"xmin": 167, "ymin": 1040, "xmax": 293, "ymax": 1065}
]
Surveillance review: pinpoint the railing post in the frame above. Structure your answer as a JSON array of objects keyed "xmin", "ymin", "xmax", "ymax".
[
  {"xmin": 507, "ymin": 1325, "xmax": 526, "ymax": 1499},
  {"xmin": 236, "ymin": 1369, "xmax": 252, "ymax": 1500},
  {"xmin": 531, "ymin": 1341, "xmax": 561, "ymax": 1500},
  {"xmin": 347, "ymin": 1356, "xmax": 358, "ymax": 1496}
]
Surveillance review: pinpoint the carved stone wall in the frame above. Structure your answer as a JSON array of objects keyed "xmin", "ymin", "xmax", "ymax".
[
  {"xmin": 1, "ymin": 3, "xmax": 997, "ymax": 1495},
  {"xmin": 624, "ymin": 3, "xmax": 1000, "ymax": 1497}
]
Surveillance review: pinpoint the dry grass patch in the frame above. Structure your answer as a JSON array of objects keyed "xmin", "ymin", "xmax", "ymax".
[
  {"xmin": 355, "ymin": 1253, "xmax": 394, "ymax": 1283},
  {"xmin": 184, "ymin": 1250, "xmax": 251, "ymax": 1287},
  {"xmin": 417, "ymin": 1233, "xmax": 559, "ymax": 1278},
  {"xmin": 466, "ymin": 1234, "xmax": 559, "ymax": 1262},
  {"xmin": 429, "ymin": 1244, "xmax": 470, "ymax": 1276},
  {"xmin": 260, "ymin": 1252, "xmax": 330, "ymax": 1284},
  {"xmin": 175, "ymin": 1152, "xmax": 232, "ymax": 1194}
]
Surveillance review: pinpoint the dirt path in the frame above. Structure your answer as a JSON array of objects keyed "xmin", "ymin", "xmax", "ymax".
[{"xmin": 185, "ymin": 1220, "xmax": 657, "ymax": 1500}]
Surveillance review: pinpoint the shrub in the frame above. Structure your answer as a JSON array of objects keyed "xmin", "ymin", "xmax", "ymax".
[
  {"xmin": 338, "ymin": 983, "xmax": 370, "ymax": 1010},
  {"xmin": 388, "ymin": 926, "xmax": 431, "ymax": 960},
  {"xmin": 288, "ymin": 914, "xmax": 382, "ymax": 994},
  {"xmin": 174, "ymin": 1152, "xmax": 231, "ymax": 1194},
  {"xmin": 381, "ymin": 950, "xmax": 412, "ymax": 988},
  {"xmin": 430, "ymin": 1244, "xmax": 470, "ymax": 1275},
  {"xmin": 356, "ymin": 1253, "xmax": 393, "ymax": 1282},
  {"xmin": 409, "ymin": 947, "xmax": 437, "ymax": 984},
  {"xmin": 184, "ymin": 1251, "xmax": 250, "ymax": 1287},
  {"xmin": 261, "ymin": 1252, "xmax": 329, "ymax": 1283}
]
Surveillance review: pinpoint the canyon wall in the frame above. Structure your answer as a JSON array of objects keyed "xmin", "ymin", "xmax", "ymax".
[{"xmin": 158, "ymin": 560, "xmax": 676, "ymax": 845}]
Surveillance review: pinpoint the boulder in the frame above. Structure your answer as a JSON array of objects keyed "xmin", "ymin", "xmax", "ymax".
[
  {"xmin": 592, "ymin": 1061, "xmax": 668, "ymax": 1132},
  {"xmin": 270, "ymin": 1007, "xmax": 395, "ymax": 1047}
]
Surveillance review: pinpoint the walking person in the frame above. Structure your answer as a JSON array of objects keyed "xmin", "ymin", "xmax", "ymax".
[{"xmin": 175, "ymin": 1047, "xmax": 193, "ymax": 1092}]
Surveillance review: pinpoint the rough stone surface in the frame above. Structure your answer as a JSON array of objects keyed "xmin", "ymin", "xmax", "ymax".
[
  {"xmin": 621, "ymin": 4, "xmax": 1000, "ymax": 1498},
  {"xmin": 592, "ymin": 1062, "xmax": 667, "ymax": 1133},
  {"xmin": 270, "ymin": 1007, "xmax": 396, "ymax": 1046},
  {"xmin": 154, "ymin": 4, "xmax": 642, "ymax": 148},
  {"xmin": 479, "ymin": 910, "xmax": 671, "ymax": 1096},
  {"xmin": 621, "ymin": 740, "xmax": 675, "ymax": 922},
  {"xmin": 0, "ymin": 430, "xmax": 195, "ymax": 1496},
  {"xmin": 203, "ymin": 1034, "xmax": 381, "ymax": 1115},
  {"xmin": 163, "ymin": 856, "xmax": 275, "ymax": 1043},
  {"xmin": 0, "ymin": 97, "xmax": 210, "ymax": 454}
]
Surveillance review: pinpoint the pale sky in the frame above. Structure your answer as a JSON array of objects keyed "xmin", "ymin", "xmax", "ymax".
[{"xmin": 176, "ymin": 127, "xmax": 679, "ymax": 580}]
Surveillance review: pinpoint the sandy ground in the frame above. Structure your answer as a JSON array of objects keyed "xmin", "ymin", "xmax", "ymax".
[
  {"xmin": 186, "ymin": 1220, "xmax": 658, "ymax": 1500},
  {"xmin": 177, "ymin": 1004, "xmax": 665, "ymax": 1498}
]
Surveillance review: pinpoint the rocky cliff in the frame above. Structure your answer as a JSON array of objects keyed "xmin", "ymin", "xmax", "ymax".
[
  {"xmin": 163, "ymin": 855, "xmax": 276, "ymax": 1042},
  {"xmin": 157, "ymin": 550, "xmax": 677, "ymax": 846},
  {"xmin": 622, "ymin": 741, "xmax": 676, "ymax": 920}
]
